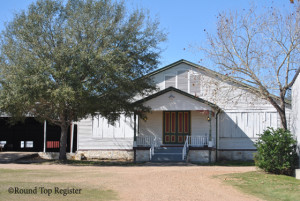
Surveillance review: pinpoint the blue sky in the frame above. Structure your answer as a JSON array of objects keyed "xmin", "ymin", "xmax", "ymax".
[{"xmin": 0, "ymin": 0, "xmax": 294, "ymax": 68}]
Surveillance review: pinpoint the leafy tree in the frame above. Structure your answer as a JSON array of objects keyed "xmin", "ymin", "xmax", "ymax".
[
  {"xmin": 0, "ymin": 0, "xmax": 166, "ymax": 159},
  {"xmin": 199, "ymin": 3, "xmax": 300, "ymax": 130},
  {"xmin": 254, "ymin": 128, "xmax": 298, "ymax": 176}
]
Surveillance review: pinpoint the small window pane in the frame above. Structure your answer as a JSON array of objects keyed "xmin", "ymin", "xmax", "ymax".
[
  {"xmin": 25, "ymin": 141, "xmax": 34, "ymax": 148},
  {"xmin": 20, "ymin": 141, "xmax": 24, "ymax": 148}
]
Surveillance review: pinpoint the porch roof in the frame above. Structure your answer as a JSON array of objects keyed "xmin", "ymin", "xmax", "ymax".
[{"xmin": 134, "ymin": 87, "xmax": 221, "ymax": 111}]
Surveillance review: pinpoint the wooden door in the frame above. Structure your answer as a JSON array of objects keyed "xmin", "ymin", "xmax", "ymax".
[{"xmin": 163, "ymin": 111, "xmax": 190, "ymax": 144}]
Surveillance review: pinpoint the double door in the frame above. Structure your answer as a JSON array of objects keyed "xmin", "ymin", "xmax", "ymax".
[{"xmin": 163, "ymin": 111, "xmax": 191, "ymax": 144}]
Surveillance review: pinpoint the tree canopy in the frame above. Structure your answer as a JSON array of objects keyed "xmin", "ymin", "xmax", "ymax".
[
  {"xmin": 0, "ymin": 0, "xmax": 166, "ymax": 159},
  {"xmin": 199, "ymin": 3, "xmax": 300, "ymax": 130}
]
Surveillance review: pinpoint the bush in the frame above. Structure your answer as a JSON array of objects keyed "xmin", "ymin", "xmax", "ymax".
[{"xmin": 254, "ymin": 128, "xmax": 298, "ymax": 176}]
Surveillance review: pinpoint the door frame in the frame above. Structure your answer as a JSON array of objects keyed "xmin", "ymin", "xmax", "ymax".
[{"xmin": 163, "ymin": 111, "xmax": 191, "ymax": 144}]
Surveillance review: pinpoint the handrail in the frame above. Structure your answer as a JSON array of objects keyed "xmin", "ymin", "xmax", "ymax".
[
  {"xmin": 182, "ymin": 136, "xmax": 189, "ymax": 160},
  {"xmin": 149, "ymin": 139, "xmax": 155, "ymax": 160}
]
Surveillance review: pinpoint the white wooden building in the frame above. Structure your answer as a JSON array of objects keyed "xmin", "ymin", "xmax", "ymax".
[
  {"xmin": 292, "ymin": 71, "xmax": 300, "ymax": 167},
  {"xmin": 76, "ymin": 60, "xmax": 292, "ymax": 162}
]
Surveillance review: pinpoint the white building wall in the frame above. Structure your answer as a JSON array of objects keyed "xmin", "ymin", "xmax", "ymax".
[
  {"xmin": 151, "ymin": 63, "xmax": 278, "ymax": 110},
  {"xmin": 218, "ymin": 111, "xmax": 278, "ymax": 150},
  {"xmin": 292, "ymin": 74, "xmax": 300, "ymax": 164},
  {"xmin": 76, "ymin": 61, "xmax": 292, "ymax": 156},
  {"xmin": 143, "ymin": 91, "xmax": 213, "ymax": 111},
  {"xmin": 77, "ymin": 115, "xmax": 134, "ymax": 150},
  {"xmin": 138, "ymin": 111, "xmax": 163, "ymax": 145}
]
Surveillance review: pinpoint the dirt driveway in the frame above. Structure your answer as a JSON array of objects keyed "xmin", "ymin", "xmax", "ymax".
[{"xmin": 0, "ymin": 163, "xmax": 261, "ymax": 201}]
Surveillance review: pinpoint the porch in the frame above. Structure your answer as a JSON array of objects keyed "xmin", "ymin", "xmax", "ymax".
[{"xmin": 132, "ymin": 87, "xmax": 220, "ymax": 163}]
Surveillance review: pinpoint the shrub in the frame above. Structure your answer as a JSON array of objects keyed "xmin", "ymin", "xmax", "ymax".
[{"xmin": 254, "ymin": 128, "xmax": 298, "ymax": 176}]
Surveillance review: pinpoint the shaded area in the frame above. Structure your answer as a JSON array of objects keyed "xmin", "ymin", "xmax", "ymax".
[{"xmin": 0, "ymin": 117, "xmax": 77, "ymax": 152}]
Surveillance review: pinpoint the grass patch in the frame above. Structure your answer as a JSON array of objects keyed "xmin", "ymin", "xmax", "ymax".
[
  {"xmin": 0, "ymin": 168, "xmax": 118, "ymax": 201},
  {"xmin": 191, "ymin": 160, "xmax": 255, "ymax": 166},
  {"xmin": 218, "ymin": 171, "xmax": 300, "ymax": 201}
]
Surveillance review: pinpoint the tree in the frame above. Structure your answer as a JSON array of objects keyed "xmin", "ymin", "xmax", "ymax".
[
  {"xmin": 199, "ymin": 3, "xmax": 300, "ymax": 130},
  {"xmin": 0, "ymin": 0, "xmax": 166, "ymax": 160}
]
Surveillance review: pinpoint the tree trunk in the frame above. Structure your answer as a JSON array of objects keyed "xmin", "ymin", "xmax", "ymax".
[
  {"xmin": 278, "ymin": 109, "xmax": 288, "ymax": 130},
  {"xmin": 59, "ymin": 122, "xmax": 68, "ymax": 160}
]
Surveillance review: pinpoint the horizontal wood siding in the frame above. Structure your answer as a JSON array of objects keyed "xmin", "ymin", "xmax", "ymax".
[
  {"xmin": 143, "ymin": 91, "xmax": 212, "ymax": 111},
  {"xmin": 138, "ymin": 111, "xmax": 163, "ymax": 145},
  {"xmin": 191, "ymin": 111, "xmax": 216, "ymax": 139}
]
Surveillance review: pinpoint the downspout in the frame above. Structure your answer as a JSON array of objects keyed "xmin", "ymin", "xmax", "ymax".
[{"xmin": 215, "ymin": 109, "xmax": 221, "ymax": 162}]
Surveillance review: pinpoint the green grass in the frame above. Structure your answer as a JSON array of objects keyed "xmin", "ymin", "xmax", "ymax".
[
  {"xmin": 191, "ymin": 160, "xmax": 255, "ymax": 166},
  {"xmin": 0, "ymin": 168, "xmax": 118, "ymax": 201},
  {"xmin": 217, "ymin": 171, "xmax": 300, "ymax": 201}
]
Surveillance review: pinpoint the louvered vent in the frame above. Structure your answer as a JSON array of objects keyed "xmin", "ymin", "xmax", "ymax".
[{"xmin": 165, "ymin": 75, "xmax": 176, "ymax": 88}]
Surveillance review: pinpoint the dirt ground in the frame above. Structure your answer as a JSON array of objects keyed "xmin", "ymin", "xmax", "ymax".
[{"xmin": 0, "ymin": 163, "xmax": 262, "ymax": 201}]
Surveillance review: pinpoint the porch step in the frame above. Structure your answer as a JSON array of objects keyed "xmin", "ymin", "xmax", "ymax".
[
  {"xmin": 154, "ymin": 147, "xmax": 182, "ymax": 154},
  {"xmin": 151, "ymin": 147, "xmax": 185, "ymax": 162}
]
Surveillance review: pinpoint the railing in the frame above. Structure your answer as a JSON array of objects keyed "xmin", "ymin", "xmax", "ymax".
[
  {"xmin": 137, "ymin": 136, "xmax": 157, "ymax": 147},
  {"xmin": 182, "ymin": 136, "xmax": 189, "ymax": 160},
  {"xmin": 189, "ymin": 136, "xmax": 208, "ymax": 147}
]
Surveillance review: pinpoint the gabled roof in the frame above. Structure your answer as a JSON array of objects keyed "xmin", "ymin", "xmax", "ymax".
[
  {"xmin": 146, "ymin": 59, "xmax": 291, "ymax": 105},
  {"xmin": 134, "ymin": 86, "xmax": 221, "ymax": 111}
]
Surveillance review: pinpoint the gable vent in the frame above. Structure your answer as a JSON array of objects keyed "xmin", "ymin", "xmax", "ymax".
[{"xmin": 165, "ymin": 75, "xmax": 176, "ymax": 88}]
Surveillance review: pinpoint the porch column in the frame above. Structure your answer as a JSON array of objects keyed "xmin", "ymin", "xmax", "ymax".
[
  {"xmin": 209, "ymin": 110, "xmax": 212, "ymax": 141},
  {"xmin": 43, "ymin": 120, "xmax": 47, "ymax": 153},
  {"xmin": 70, "ymin": 122, "xmax": 74, "ymax": 153},
  {"xmin": 134, "ymin": 112, "xmax": 137, "ymax": 141},
  {"xmin": 209, "ymin": 110, "xmax": 212, "ymax": 163}
]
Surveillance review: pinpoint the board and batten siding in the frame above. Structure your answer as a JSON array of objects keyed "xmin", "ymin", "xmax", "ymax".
[
  {"xmin": 218, "ymin": 111, "xmax": 278, "ymax": 149},
  {"xmin": 150, "ymin": 62, "xmax": 292, "ymax": 128},
  {"xmin": 151, "ymin": 63, "xmax": 281, "ymax": 110},
  {"xmin": 292, "ymin": 74, "xmax": 300, "ymax": 166},
  {"xmin": 77, "ymin": 115, "xmax": 134, "ymax": 150}
]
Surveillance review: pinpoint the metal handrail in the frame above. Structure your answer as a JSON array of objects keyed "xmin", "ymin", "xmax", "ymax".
[{"xmin": 182, "ymin": 136, "xmax": 189, "ymax": 160}]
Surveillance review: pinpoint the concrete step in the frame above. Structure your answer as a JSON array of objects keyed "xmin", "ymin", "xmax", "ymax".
[
  {"xmin": 154, "ymin": 147, "xmax": 183, "ymax": 154},
  {"xmin": 151, "ymin": 153, "xmax": 184, "ymax": 162},
  {"xmin": 150, "ymin": 146, "xmax": 186, "ymax": 162}
]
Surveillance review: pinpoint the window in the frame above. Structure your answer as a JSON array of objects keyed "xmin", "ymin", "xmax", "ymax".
[
  {"xmin": 25, "ymin": 141, "xmax": 34, "ymax": 148},
  {"xmin": 165, "ymin": 75, "xmax": 176, "ymax": 88},
  {"xmin": 20, "ymin": 141, "xmax": 24, "ymax": 148}
]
